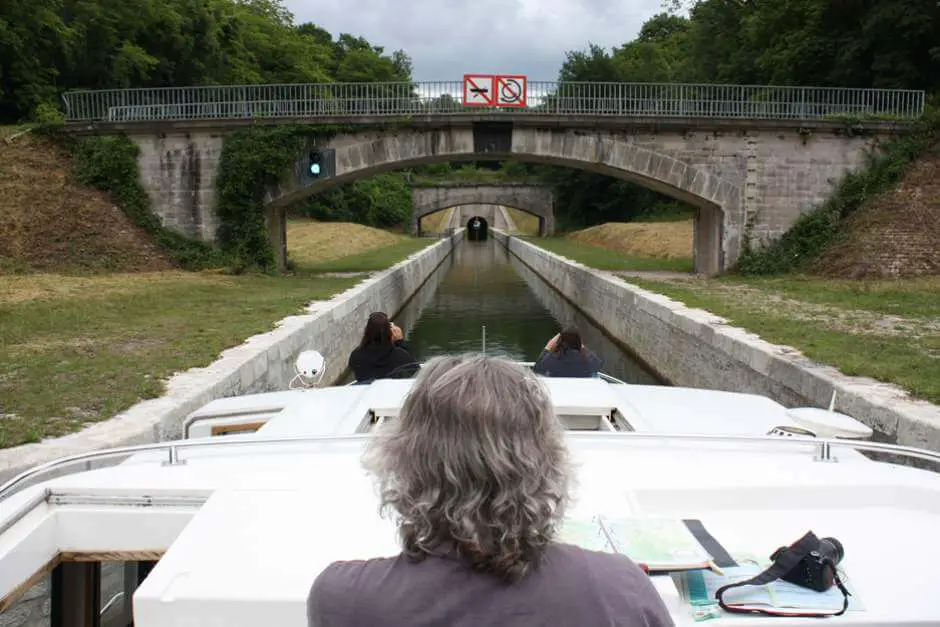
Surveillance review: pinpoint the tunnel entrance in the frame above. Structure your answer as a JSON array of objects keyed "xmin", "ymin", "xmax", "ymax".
[{"xmin": 467, "ymin": 216, "xmax": 488, "ymax": 241}]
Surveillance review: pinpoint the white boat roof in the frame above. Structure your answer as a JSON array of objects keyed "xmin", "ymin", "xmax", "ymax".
[
  {"xmin": 3, "ymin": 373, "xmax": 936, "ymax": 627},
  {"xmin": 191, "ymin": 376, "xmax": 844, "ymax": 438}
]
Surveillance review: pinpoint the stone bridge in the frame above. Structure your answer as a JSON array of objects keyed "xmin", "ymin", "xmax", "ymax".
[
  {"xmin": 60, "ymin": 81, "xmax": 921, "ymax": 275},
  {"xmin": 412, "ymin": 183, "xmax": 554, "ymax": 236},
  {"xmin": 118, "ymin": 121, "xmax": 904, "ymax": 274}
]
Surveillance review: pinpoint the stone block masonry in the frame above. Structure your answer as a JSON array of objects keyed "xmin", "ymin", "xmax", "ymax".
[
  {"xmin": 0, "ymin": 232, "xmax": 460, "ymax": 486},
  {"xmin": 133, "ymin": 132, "xmax": 224, "ymax": 243},
  {"xmin": 491, "ymin": 230, "xmax": 940, "ymax": 451}
]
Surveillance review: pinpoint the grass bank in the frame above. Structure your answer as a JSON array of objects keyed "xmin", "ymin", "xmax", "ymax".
[
  {"xmin": 418, "ymin": 209, "xmax": 455, "ymax": 234},
  {"xmin": 504, "ymin": 208, "xmax": 541, "ymax": 235},
  {"xmin": 287, "ymin": 219, "xmax": 435, "ymax": 272},
  {"xmin": 622, "ymin": 274, "xmax": 940, "ymax": 405},
  {"xmin": 527, "ymin": 236, "xmax": 694, "ymax": 272},
  {"xmin": 1, "ymin": 220, "xmax": 439, "ymax": 448},
  {"xmin": 0, "ymin": 271, "xmax": 359, "ymax": 448}
]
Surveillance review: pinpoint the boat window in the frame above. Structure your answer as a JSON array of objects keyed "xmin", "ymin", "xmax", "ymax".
[
  {"xmin": 185, "ymin": 412, "xmax": 278, "ymax": 438},
  {"xmin": 362, "ymin": 409, "xmax": 631, "ymax": 432}
]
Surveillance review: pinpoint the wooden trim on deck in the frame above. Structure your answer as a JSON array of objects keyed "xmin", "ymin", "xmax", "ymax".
[
  {"xmin": 211, "ymin": 421, "xmax": 267, "ymax": 436},
  {"xmin": 0, "ymin": 550, "xmax": 165, "ymax": 611},
  {"xmin": 0, "ymin": 555, "xmax": 59, "ymax": 612}
]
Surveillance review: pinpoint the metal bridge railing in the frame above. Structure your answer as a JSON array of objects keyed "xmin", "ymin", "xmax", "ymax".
[{"xmin": 60, "ymin": 81, "xmax": 926, "ymax": 123}]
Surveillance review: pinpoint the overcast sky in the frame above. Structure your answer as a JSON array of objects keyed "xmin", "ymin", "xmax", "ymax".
[{"xmin": 284, "ymin": 0, "xmax": 667, "ymax": 82}]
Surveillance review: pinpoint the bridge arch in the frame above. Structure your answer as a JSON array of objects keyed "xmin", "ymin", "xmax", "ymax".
[
  {"xmin": 412, "ymin": 184, "xmax": 555, "ymax": 236},
  {"xmin": 267, "ymin": 127, "xmax": 739, "ymax": 275}
]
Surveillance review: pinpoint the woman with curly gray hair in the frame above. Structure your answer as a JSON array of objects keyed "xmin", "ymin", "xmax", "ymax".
[{"xmin": 308, "ymin": 354, "xmax": 673, "ymax": 627}]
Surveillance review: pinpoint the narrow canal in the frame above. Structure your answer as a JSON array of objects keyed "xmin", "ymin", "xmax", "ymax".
[
  {"xmin": 345, "ymin": 238, "xmax": 661, "ymax": 385},
  {"xmin": 374, "ymin": 238, "xmax": 936, "ymax": 472}
]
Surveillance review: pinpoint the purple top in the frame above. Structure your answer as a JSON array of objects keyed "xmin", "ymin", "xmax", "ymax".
[{"xmin": 308, "ymin": 542, "xmax": 675, "ymax": 626}]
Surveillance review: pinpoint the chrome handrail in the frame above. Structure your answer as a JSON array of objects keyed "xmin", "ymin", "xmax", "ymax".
[
  {"xmin": 2, "ymin": 432, "xmax": 939, "ymax": 507},
  {"xmin": 346, "ymin": 361, "xmax": 629, "ymax": 385},
  {"xmin": 0, "ymin": 434, "xmax": 371, "ymax": 502}
]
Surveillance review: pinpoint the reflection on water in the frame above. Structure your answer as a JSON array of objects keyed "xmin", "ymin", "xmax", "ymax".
[{"xmin": 341, "ymin": 240, "xmax": 658, "ymax": 383}]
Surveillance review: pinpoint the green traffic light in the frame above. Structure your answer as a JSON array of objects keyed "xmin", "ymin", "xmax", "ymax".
[{"xmin": 310, "ymin": 163, "xmax": 321, "ymax": 175}]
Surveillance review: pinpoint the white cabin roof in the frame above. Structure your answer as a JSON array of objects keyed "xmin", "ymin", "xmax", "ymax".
[
  {"xmin": 0, "ymin": 374, "xmax": 923, "ymax": 626},
  {"xmin": 3, "ymin": 432, "xmax": 940, "ymax": 626}
]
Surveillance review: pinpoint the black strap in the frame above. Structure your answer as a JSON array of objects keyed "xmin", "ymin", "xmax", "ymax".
[
  {"xmin": 683, "ymin": 519, "xmax": 737, "ymax": 569},
  {"xmin": 714, "ymin": 531, "xmax": 851, "ymax": 618}
]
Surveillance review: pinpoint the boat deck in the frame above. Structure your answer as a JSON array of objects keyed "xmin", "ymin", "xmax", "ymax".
[
  {"xmin": 0, "ymin": 375, "xmax": 925, "ymax": 626},
  {"xmin": 3, "ymin": 432, "xmax": 939, "ymax": 626}
]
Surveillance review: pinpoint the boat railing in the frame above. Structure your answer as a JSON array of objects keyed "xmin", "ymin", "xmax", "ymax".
[{"xmin": 2, "ymin": 432, "xmax": 940, "ymax": 510}]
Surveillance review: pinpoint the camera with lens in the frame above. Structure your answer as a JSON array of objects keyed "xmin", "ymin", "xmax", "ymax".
[{"xmin": 770, "ymin": 536, "xmax": 844, "ymax": 592}]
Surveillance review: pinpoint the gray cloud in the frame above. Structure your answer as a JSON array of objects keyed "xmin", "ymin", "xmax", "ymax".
[{"xmin": 284, "ymin": 0, "xmax": 665, "ymax": 81}]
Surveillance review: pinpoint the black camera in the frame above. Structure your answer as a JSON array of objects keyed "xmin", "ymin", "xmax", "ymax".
[{"xmin": 770, "ymin": 537, "xmax": 844, "ymax": 592}]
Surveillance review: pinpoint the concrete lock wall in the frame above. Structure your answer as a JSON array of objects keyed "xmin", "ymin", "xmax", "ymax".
[
  {"xmin": 0, "ymin": 232, "xmax": 461, "ymax": 486},
  {"xmin": 491, "ymin": 230, "xmax": 940, "ymax": 450}
]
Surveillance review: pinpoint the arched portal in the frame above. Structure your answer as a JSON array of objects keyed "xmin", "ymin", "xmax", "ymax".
[
  {"xmin": 265, "ymin": 127, "xmax": 742, "ymax": 275},
  {"xmin": 466, "ymin": 216, "xmax": 488, "ymax": 241},
  {"xmin": 412, "ymin": 184, "xmax": 554, "ymax": 237}
]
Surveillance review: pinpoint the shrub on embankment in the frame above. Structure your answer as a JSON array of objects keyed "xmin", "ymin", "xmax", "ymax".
[
  {"xmin": 215, "ymin": 123, "xmax": 418, "ymax": 272},
  {"xmin": 736, "ymin": 106, "xmax": 940, "ymax": 276}
]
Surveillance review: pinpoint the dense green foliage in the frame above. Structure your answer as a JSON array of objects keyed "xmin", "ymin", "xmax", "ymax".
[
  {"xmin": 2, "ymin": 0, "xmax": 417, "ymax": 270},
  {"xmin": 214, "ymin": 127, "xmax": 304, "ymax": 271},
  {"xmin": 0, "ymin": 0, "xmax": 411, "ymax": 123},
  {"xmin": 298, "ymin": 174, "xmax": 413, "ymax": 227},
  {"xmin": 540, "ymin": 0, "xmax": 940, "ymax": 244}
]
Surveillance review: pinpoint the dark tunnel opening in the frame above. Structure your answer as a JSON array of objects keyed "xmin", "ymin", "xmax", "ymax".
[{"xmin": 467, "ymin": 216, "xmax": 489, "ymax": 241}]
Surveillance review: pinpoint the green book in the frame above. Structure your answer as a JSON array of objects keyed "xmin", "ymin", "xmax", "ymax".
[{"xmin": 557, "ymin": 515, "xmax": 716, "ymax": 573}]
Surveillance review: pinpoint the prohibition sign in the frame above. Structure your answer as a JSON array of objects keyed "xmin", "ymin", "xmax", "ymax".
[
  {"xmin": 495, "ymin": 75, "xmax": 527, "ymax": 107},
  {"xmin": 500, "ymin": 79, "xmax": 522, "ymax": 103},
  {"xmin": 463, "ymin": 74, "xmax": 496, "ymax": 106}
]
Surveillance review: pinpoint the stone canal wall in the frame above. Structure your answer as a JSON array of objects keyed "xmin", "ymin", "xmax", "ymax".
[{"xmin": 492, "ymin": 231, "xmax": 940, "ymax": 450}]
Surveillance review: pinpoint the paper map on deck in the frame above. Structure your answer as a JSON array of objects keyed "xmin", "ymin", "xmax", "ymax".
[{"xmin": 556, "ymin": 516, "xmax": 713, "ymax": 571}]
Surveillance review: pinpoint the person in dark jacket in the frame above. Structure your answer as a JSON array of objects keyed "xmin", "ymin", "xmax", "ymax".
[
  {"xmin": 307, "ymin": 355, "xmax": 673, "ymax": 627},
  {"xmin": 348, "ymin": 312, "xmax": 416, "ymax": 383},
  {"xmin": 532, "ymin": 327, "xmax": 603, "ymax": 378}
]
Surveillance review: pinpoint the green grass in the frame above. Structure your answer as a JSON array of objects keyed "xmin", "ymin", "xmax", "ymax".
[
  {"xmin": 623, "ymin": 275, "xmax": 940, "ymax": 405},
  {"xmin": 523, "ymin": 237, "xmax": 694, "ymax": 272},
  {"xmin": 0, "ymin": 273, "xmax": 359, "ymax": 448},
  {"xmin": 296, "ymin": 238, "xmax": 435, "ymax": 272},
  {"xmin": 717, "ymin": 275, "xmax": 940, "ymax": 318}
]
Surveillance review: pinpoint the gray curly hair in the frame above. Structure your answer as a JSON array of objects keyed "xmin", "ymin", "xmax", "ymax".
[{"xmin": 362, "ymin": 353, "xmax": 572, "ymax": 582}]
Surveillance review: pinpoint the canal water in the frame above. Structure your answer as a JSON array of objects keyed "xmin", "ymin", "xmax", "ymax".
[{"xmin": 343, "ymin": 239, "xmax": 660, "ymax": 384}]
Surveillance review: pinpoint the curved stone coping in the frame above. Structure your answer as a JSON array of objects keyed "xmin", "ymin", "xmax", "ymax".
[
  {"xmin": 0, "ymin": 233, "xmax": 461, "ymax": 484},
  {"xmin": 492, "ymin": 231, "xmax": 940, "ymax": 451}
]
